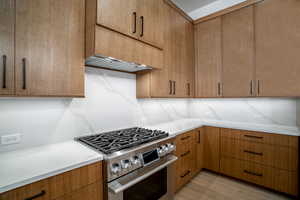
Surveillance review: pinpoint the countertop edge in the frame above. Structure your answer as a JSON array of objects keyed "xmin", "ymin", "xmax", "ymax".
[{"xmin": 0, "ymin": 157, "xmax": 102, "ymax": 194}]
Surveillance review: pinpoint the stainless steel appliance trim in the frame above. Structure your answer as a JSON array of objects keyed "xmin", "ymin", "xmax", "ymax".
[{"xmin": 108, "ymin": 155, "xmax": 177, "ymax": 194}]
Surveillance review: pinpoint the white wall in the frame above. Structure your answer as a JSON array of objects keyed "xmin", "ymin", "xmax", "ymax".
[{"xmin": 0, "ymin": 67, "xmax": 298, "ymax": 152}]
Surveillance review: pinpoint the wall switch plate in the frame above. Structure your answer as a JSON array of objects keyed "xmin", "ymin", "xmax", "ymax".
[{"xmin": 1, "ymin": 134, "xmax": 21, "ymax": 145}]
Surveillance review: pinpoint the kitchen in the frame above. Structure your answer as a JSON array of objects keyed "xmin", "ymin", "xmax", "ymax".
[{"xmin": 0, "ymin": 0, "xmax": 299, "ymax": 200}]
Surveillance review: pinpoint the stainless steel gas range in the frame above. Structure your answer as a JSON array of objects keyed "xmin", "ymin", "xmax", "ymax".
[{"xmin": 76, "ymin": 127, "xmax": 177, "ymax": 200}]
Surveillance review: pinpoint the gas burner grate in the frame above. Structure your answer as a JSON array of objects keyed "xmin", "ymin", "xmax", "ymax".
[{"xmin": 76, "ymin": 127, "xmax": 169, "ymax": 154}]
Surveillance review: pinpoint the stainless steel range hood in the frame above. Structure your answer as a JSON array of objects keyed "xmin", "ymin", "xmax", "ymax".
[{"xmin": 85, "ymin": 54, "xmax": 153, "ymax": 73}]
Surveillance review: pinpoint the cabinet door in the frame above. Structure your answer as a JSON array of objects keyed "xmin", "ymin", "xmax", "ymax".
[
  {"xmin": 203, "ymin": 126, "xmax": 220, "ymax": 172},
  {"xmin": 255, "ymin": 0, "xmax": 300, "ymax": 97},
  {"xmin": 137, "ymin": 0, "xmax": 164, "ymax": 48},
  {"xmin": 15, "ymin": 0, "xmax": 85, "ymax": 97},
  {"xmin": 195, "ymin": 18, "xmax": 222, "ymax": 98},
  {"xmin": 196, "ymin": 128, "xmax": 204, "ymax": 172},
  {"xmin": 0, "ymin": 0, "xmax": 14, "ymax": 95},
  {"xmin": 97, "ymin": 0, "xmax": 137, "ymax": 39},
  {"xmin": 185, "ymin": 21, "xmax": 195, "ymax": 98},
  {"xmin": 222, "ymin": 6, "xmax": 255, "ymax": 97}
]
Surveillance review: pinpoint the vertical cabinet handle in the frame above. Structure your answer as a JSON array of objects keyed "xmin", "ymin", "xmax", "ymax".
[
  {"xmin": 257, "ymin": 80, "xmax": 260, "ymax": 95},
  {"xmin": 169, "ymin": 80, "xmax": 172, "ymax": 95},
  {"xmin": 187, "ymin": 83, "xmax": 190, "ymax": 96},
  {"xmin": 173, "ymin": 81, "xmax": 176, "ymax": 95},
  {"xmin": 250, "ymin": 80, "xmax": 253, "ymax": 95},
  {"xmin": 2, "ymin": 55, "xmax": 6, "ymax": 89},
  {"xmin": 132, "ymin": 12, "xmax": 137, "ymax": 34},
  {"xmin": 198, "ymin": 130, "xmax": 201, "ymax": 144},
  {"xmin": 218, "ymin": 82, "xmax": 221, "ymax": 96},
  {"xmin": 140, "ymin": 16, "xmax": 144, "ymax": 37},
  {"xmin": 22, "ymin": 58, "xmax": 26, "ymax": 90}
]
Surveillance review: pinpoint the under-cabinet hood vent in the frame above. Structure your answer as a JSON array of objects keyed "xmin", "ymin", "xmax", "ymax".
[{"xmin": 85, "ymin": 55, "xmax": 152, "ymax": 73}]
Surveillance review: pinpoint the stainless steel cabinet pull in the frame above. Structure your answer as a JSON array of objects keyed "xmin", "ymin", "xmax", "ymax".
[
  {"xmin": 244, "ymin": 170, "xmax": 263, "ymax": 177},
  {"xmin": 24, "ymin": 190, "xmax": 46, "ymax": 200},
  {"xmin": 2, "ymin": 55, "xmax": 6, "ymax": 89},
  {"xmin": 140, "ymin": 16, "xmax": 144, "ymax": 37},
  {"xmin": 244, "ymin": 135, "xmax": 263, "ymax": 139},
  {"xmin": 169, "ymin": 80, "xmax": 172, "ymax": 95},
  {"xmin": 22, "ymin": 58, "xmax": 26, "ymax": 90},
  {"xmin": 173, "ymin": 81, "xmax": 176, "ymax": 95},
  {"xmin": 244, "ymin": 150, "xmax": 263, "ymax": 156},
  {"xmin": 132, "ymin": 12, "xmax": 137, "ymax": 34},
  {"xmin": 180, "ymin": 170, "xmax": 190, "ymax": 178},
  {"xmin": 180, "ymin": 150, "xmax": 190, "ymax": 157}
]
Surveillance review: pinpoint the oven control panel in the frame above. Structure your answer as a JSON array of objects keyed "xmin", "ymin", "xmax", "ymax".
[{"xmin": 108, "ymin": 141, "xmax": 176, "ymax": 181}]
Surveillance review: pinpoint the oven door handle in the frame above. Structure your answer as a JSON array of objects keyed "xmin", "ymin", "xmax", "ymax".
[{"xmin": 108, "ymin": 155, "xmax": 177, "ymax": 194}]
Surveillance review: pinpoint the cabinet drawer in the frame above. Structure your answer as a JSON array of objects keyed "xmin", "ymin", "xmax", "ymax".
[
  {"xmin": 49, "ymin": 162, "xmax": 102, "ymax": 199},
  {"xmin": 0, "ymin": 162, "xmax": 103, "ymax": 200},
  {"xmin": 0, "ymin": 179, "xmax": 50, "ymax": 200},
  {"xmin": 221, "ymin": 138, "xmax": 298, "ymax": 171},
  {"xmin": 176, "ymin": 131, "xmax": 195, "ymax": 154},
  {"xmin": 53, "ymin": 181, "xmax": 103, "ymax": 200},
  {"xmin": 220, "ymin": 157, "xmax": 298, "ymax": 196},
  {"xmin": 221, "ymin": 128, "xmax": 298, "ymax": 148},
  {"xmin": 176, "ymin": 152, "xmax": 193, "ymax": 191}
]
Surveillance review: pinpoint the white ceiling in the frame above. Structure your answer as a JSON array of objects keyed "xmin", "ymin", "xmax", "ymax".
[{"xmin": 171, "ymin": 0, "xmax": 247, "ymax": 20}]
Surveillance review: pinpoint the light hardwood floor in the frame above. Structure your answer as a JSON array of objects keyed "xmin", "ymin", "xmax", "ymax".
[{"xmin": 175, "ymin": 171, "xmax": 294, "ymax": 200}]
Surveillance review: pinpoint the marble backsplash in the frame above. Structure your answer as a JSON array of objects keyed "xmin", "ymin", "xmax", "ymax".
[{"xmin": 0, "ymin": 67, "xmax": 298, "ymax": 152}]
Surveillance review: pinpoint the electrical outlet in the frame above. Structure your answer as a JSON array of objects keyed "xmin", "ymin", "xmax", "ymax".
[{"xmin": 1, "ymin": 134, "xmax": 21, "ymax": 145}]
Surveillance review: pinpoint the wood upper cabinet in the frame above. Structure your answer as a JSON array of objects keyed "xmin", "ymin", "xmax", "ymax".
[
  {"xmin": 136, "ymin": 0, "xmax": 164, "ymax": 48},
  {"xmin": 0, "ymin": 0, "xmax": 14, "ymax": 95},
  {"xmin": 222, "ymin": 6, "xmax": 255, "ymax": 97},
  {"xmin": 15, "ymin": 0, "xmax": 85, "ymax": 97},
  {"xmin": 195, "ymin": 17, "xmax": 222, "ymax": 98},
  {"xmin": 97, "ymin": 0, "xmax": 137, "ymax": 38},
  {"xmin": 136, "ymin": 2, "xmax": 194, "ymax": 98},
  {"xmin": 97, "ymin": 0, "xmax": 163, "ymax": 49},
  {"xmin": 255, "ymin": 0, "xmax": 300, "ymax": 97},
  {"xmin": 203, "ymin": 126, "xmax": 220, "ymax": 172}
]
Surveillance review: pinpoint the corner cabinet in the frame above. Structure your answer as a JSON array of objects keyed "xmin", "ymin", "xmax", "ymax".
[
  {"xmin": 0, "ymin": 0, "xmax": 85, "ymax": 97},
  {"xmin": 136, "ymin": 2, "xmax": 194, "ymax": 98}
]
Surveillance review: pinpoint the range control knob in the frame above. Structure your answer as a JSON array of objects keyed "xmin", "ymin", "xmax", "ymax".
[
  {"xmin": 121, "ymin": 159, "xmax": 131, "ymax": 169},
  {"xmin": 131, "ymin": 156, "xmax": 140, "ymax": 165},
  {"xmin": 111, "ymin": 163, "xmax": 121, "ymax": 174},
  {"xmin": 167, "ymin": 143, "xmax": 175, "ymax": 152}
]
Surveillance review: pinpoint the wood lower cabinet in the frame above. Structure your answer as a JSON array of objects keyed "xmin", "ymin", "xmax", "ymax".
[
  {"xmin": 203, "ymin": 126, "xmax": 221, "ymax": 172},
  {"xmin": 175, "ymin": 130, "xmax": 197, "ymax": 192},
  {"xmin": 255, "ymin": 0, "xmax": 300, "ymax": 97},
  {"xmin": 0, "ymin": 162, "xmax": 103, "ymax": 200},
  {"xmin": 0, "ymin": 0, "xmax": 14, "ymax": 96},
  {"xmin": 222, "ymin": 6, "xmax": 255, "ymax": 97},
  {"xmin": 195, "ymin": 17, "xmax": 222, "ymax": 98},
  {"xmin": 220, "ymin": 128, "xmax": 299, "ymax": 196},
  {"xmin": 196, "ymin": 128, "xmax": 204, "ymax": 172}
]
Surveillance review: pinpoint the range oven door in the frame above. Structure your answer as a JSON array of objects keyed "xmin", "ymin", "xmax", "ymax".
[{"xmin": 108, "ymin": 155, "xmax": 177, "ymax": 200}]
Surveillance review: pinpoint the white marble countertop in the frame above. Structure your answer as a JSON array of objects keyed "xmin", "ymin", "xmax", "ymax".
[
  {"xmin": 1, "ymin": 118, "xmax": 299, "ymax": 194},
  {"xmin": 146, "ymin": 118, "xmax": 300, "ymax": 137},
  {"xmin": 0, "ymin": 141, "xmax": 103, "ymax": 194}
]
